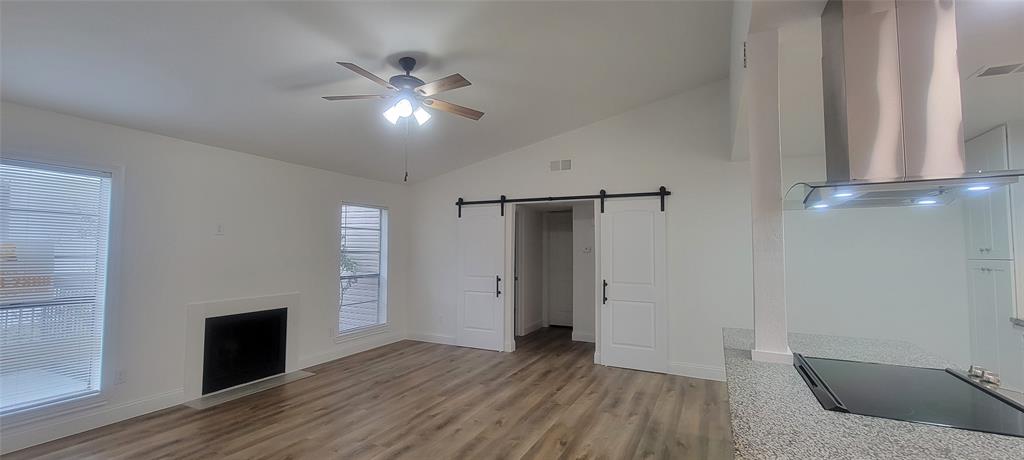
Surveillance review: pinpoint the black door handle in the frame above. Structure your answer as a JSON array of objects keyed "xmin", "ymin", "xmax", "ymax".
[
  {"xmin": 496, "ymin": 275, "xmax": 502, "ymax": 297},
  {"xmin": 603, "ymin": 280, "xmax": 608, "ymax": 304}
]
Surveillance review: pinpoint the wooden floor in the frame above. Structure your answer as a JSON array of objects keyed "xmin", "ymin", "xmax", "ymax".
[{"xmin": 5, "ymin": 328, "xmax": 734, "ymax": 459}]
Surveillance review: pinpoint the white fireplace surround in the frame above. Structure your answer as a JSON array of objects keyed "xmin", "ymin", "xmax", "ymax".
[{"xmin": 184, "ymin": 293, "xmax": 301, "ymax": 401}]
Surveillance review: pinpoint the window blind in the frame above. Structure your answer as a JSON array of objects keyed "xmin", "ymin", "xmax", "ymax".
[
  {"xmin": 339, "ymin": 204, "xmax": 385, "ymax": 333},
  {"xmin": 0, "ymin": 160, "xmax": 111, "ymax": 415}
]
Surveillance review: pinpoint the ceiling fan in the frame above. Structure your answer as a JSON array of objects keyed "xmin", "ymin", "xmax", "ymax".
[{"xmin": 322, "ymin": 56, "xmax": 484, "ymax": 125}]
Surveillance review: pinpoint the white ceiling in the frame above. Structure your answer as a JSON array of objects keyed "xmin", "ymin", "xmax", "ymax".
[
  {"xmin": 0, "ymin": 1, "xmax": 733, "ymax": 183},
  {"xmin": 957, "ymin": 0, "xmax": 1024, "ymax": 140}
]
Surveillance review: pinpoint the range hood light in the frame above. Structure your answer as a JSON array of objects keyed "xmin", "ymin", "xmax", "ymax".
[
  {"xmin": 967, "ymin": 185, "xmax": 991, "ymax": 191},
  {"xmin": 833, "ymin": 192, "xmax": 854, "ymax": 198},
  {"xmin": 812, "ymin": 203, "xmax": 830, "ymax": 209},
  {"xmin": 917, "ymin": 199, "xmax": 938, "ymax": 205}
]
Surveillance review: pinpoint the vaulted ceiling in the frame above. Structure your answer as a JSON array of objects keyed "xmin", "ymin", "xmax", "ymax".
[{"xmin": 1, "ymin": 1, "xmax": 733, "ymax": 183}]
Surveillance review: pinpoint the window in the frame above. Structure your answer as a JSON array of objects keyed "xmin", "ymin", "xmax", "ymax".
[
  {"xmin": 339, "ymin": 204, "xmax": 387, "ymax": 334},
  {"xmin": 0, "ymin": 159, "xmax": 112, "ymax": 415}
]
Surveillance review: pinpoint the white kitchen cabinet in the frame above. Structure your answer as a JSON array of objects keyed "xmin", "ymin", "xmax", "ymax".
[
  {"xmin": 964, "ymin": 125, "xmax": 1012, "ymax": 260},
  {"xmin": 967, "ymin": 259, "xmax": 1024, "ymax": 393}
]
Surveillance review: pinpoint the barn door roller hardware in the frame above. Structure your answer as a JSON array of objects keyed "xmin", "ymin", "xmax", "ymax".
[{"xmin": 455, "ymin": 186, "xmax": 670, "ymax": 217}]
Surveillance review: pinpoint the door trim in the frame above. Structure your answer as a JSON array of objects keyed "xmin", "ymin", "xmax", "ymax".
[{"xmin": 503, "ymin": 204, "xmax": 516, "ymax": 352}]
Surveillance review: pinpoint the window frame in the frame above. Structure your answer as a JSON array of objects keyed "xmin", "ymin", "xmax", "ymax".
[
  {"xmin": 0, "ymin": 153, "xmax": 123, "ymax": 426},
  {"xmin": 336, "ymin": 202, "xmax": 389, "ymax": 340}
]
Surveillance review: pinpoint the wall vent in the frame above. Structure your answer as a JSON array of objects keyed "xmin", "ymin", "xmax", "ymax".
[
  {"xmin": 973, "ymin": 63, "xmax": 1024, "ymax": 78},
  {"xmin": 549, "ymin": 159, "xmax": 572, "ymax": 171}
]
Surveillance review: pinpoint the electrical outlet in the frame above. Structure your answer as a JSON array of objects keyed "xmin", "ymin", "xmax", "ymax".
[{"xmin": 215, "ymin": 223, "xmax": 225, "ymax": 236}]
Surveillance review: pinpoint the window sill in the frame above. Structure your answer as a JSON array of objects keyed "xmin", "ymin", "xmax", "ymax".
[{"xmin": 335, "ymin": 323, "xmax": 390, "ymax": 344}]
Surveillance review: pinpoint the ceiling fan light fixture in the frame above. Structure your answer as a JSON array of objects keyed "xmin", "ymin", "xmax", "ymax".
[
  {"xmin": 414, "ymin": 107, "xmax": 431, "ymax": 126},
  {"xmin": 393, "ymin": 98, "xmax": 413, "ymax": 118},
  {"xmin": 382, "ymin": 105, "xmax": 401, "ymax": 125},
  {"xmin": 329, "ymin": 58, "xmax": 483, "ymax": 124}
]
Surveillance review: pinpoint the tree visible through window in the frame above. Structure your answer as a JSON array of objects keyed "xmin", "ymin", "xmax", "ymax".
[
  {"xmin": 339, "ymin": 204, "xmax": 386, "ymax": 334},
  {"xmin": 0, "ymin": 160, "xmax": 112, "ymax": 414}
]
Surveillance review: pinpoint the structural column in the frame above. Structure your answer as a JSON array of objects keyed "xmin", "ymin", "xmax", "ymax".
[{"xmin": 747, "ymin": 28, "xmax": 792, "ymax": 363}]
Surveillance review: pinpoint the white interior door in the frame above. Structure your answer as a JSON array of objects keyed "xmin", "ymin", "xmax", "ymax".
[
  {"xmin": 600, "ymin": 199, "xmax": 667, "ymax": 373},
  {"xmin": 457, "ymin": 205, "xmax": 505, "ymax": 351}
]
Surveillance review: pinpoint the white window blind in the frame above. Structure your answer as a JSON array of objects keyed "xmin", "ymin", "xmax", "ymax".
[
  {"xmin": 0, "ymin": 160, "xmax": 112, "ymax": 415},
  {"xmin": 339, "ymin": 204, "xmax": 386, "ymax": 334}
]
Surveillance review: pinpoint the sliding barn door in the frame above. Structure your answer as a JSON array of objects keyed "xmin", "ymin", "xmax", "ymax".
[
  {"xmin": 457, "ymin": 205, "xmax": 505, "ymax": 351},
  {"xmin": 600, "ymin": 199, "xmax": 667, "ymax": 373}
]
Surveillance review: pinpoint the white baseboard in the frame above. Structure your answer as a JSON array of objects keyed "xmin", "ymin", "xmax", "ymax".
[
  {"xmin": 298, "ymin": 330, "xmax": 403, "ymax": 369},
  {"xmin": 751, "ymin": 348, "xmax": 793, "ymax": 364},
  {"xmin": 571, "ymin": 331, "xmax": 595, "ymax": 343},
  {"xmin": 668, "ymin": 361, "xmax": 727, "ymax": 382},
  {"xmin": 406, "ymin": 332, "xmax": 457, "ymax": 345},
  {"xmin": 1, "ymin": 389, "xmax": 185, "ymax": 455}
]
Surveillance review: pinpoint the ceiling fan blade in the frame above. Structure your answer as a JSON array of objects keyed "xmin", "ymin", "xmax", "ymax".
[
  {"xmin": 422, "ymin": 98, "xmax": 484, "ymax": 121},
  {"xmin": 322, "ymin": 95, "xmax": 392, "ymax": 101},
  {"xmin": 415, "ymin": 74, "xmax": 471, "ymax": 96},
  {"xmin": 337, "ymin": 62, "xmax": 396, "ymax": 90}
]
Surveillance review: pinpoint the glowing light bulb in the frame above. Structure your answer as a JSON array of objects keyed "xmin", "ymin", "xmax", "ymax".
[
  {"xmin": 413, "ymin": 107, "xmax": 431, "ymax": 126},
  {"xmin": 394, "ymin": 98, "xmax": 413, "ymax": 118},
  {"xmin": 383, "ymin": 106, "xmax": 400, "ymax": 125}
]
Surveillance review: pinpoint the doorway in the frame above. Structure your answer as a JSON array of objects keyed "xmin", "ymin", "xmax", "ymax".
[
  {"xmin": 455, "ymin": 196, "xmax": 667, "ymax": 373},
  {"xmin": 513, "ymin": 201, "xmax": 596, "ymax": 348}
]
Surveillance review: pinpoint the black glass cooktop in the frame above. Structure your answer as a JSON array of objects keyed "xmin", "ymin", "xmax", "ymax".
[{"xmin": 794, "ymin": 354, "xmax": 1024, "ymax": 438}]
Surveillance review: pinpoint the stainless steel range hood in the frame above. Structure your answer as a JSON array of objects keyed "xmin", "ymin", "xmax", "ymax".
[{"xmin": 790, "ymin": 0, "xmax": 1024, "ymax": 210}]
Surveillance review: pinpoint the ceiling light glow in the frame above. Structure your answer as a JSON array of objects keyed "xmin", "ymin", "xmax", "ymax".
[
  {"xmin": 394, "ymin": 98, "xmax": 413, "ymax": 118},
  {"xmin": 383, "ymin": 106, "xmax": 401, "ymax": 125},
  {"xmin": 414, "ymin": 107, "xmax": 431, "ymax": 126}
]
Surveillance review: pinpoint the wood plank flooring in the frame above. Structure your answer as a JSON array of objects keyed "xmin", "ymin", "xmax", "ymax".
[{"xmin": 4, "ymin": 327, "xmax": 733, "ymax": 459}]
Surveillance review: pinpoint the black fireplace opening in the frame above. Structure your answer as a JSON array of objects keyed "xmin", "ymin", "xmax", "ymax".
[{"xmin": 202, "ymin": 308, "xmax": 287, "ymax": 395}]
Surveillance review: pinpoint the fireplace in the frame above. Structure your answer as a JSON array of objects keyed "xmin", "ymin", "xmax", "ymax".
[{"xmin": 202, "ymin": 308, "xmax": 287, "ymax": 394}]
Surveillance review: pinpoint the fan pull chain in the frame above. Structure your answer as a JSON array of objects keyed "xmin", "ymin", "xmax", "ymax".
[{"xmin": 403, "ymin": 118, "xmax": 410, "ymax": 182}]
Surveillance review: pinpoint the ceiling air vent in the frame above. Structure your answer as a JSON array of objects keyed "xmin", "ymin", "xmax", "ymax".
[
  {"xmin": 549, "ymin": 159, "xmax": 572, "ymax": 171},
  {"xmin": 974, "ymin": 63, "xmax": 1024, "ymax": 78}
]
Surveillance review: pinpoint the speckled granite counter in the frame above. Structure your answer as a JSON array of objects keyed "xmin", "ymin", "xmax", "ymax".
[{"xmin": 723, "ymin": 328, "xmax": 1024, "ymax": 459}]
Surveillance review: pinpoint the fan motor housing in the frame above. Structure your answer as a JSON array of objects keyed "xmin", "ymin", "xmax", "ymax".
[{"xmin": 389, "ymin": 74, "xmax": 425, "ymax": 89}]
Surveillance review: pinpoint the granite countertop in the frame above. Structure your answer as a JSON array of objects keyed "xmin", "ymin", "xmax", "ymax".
[{"xmin": 723, "ymin": 328, "xmax": 1024, "ymax": 459}]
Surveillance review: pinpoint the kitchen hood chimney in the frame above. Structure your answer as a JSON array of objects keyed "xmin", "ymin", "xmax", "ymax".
[{"xmin": 791, "ymin": 0, "xmax": 1024, "ymax": 209}]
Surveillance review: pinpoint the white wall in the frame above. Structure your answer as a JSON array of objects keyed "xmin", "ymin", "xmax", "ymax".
[
  {"xmin": 408, "ymin": 80, "xmax": 752, "ymax": 381},
  {"xmin": 571, "ymin": 202, "xmax": 596, "ymax": 342},
  {"xmin": 0, "ymin": 102, "xmax": 410, "ymax": 453},
  {"xmin": 543, "ymin": 211, "xmax": 573, "ymax": 327},
  {"xmin": 782, "ymin": 154, "xmax": 972, "ymax": 367},
  {"xmin": 515, "ymin": 206, "xmax": 544, "ymax": 335}
]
